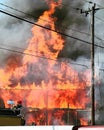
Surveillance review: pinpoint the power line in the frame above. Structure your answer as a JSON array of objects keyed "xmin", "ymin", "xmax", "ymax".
[
  {"xmin": 0, "ymin": 2, "xmax": 104, "ymax": 45},
  {"xmin": 95, "ymin": 16, "xmax": 104, "ymax": 24},
  {"xmin": 1, "ymin": 2, "xmax": 104, "ymax": 43},
  {"xmin": 1, "ymin": 43, "xmax": 104, "ymax": 70},
  {"xmin": 1, "ymin": 44, "xmax": 103, "ymax": 69},
  {"xmin": 0, "ymin": 46, "xmax": 55, "ymax": 61},
  {"xmin": 1, "ymin": 9, "xmax": 104, "ymax": 50},
  {"xmin": 82, "ymin": 0, "xmax": 104, "ymax": 8},
  {"xmin": 0, "ymin": 5, "xmax": 89, "ymax": 37},
  {"xmin": 0, "ymin": 42, "xmax": 102, "ymax": 64},
  {"xmin": 95, "ymin": 35, "xmax": 104, "ymax": 42},
  {"xmin": 0, "ymin": 9, "xmax": 92, "ymax": 44},
  {"xmin": 82, "ymin": 1, "xmax": 104, "ymax": 27},
  {"xmin": 0, "ymin": 3, "xmax": 87, "ymax": 33},
  {"xmin": 0, "ymin": 2, "xmax": 84, "ymax": 21},
  {"xmin": 1, "ymin": 2, "xmax": 104, "ymax": 44},
  {"xmin": 1, "ymin": 9, "xmax": 104, "ymax": 48},
  {"xmin": 0, "ymin": 46, "xmax": 89, "ymax": 69},
  {"xmin": 0, "ymin": 5, "xmax": 93, "ymax": 40}
]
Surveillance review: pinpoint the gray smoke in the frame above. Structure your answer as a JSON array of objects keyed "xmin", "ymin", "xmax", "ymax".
[
  {"xmin": 0, "ymin": 0, "xmax": 104, "ymax": 125},
  {"xmin": 0, "ymin": 0, "xmax": 91, "ymax": 63},
  {"xmin": 0, "ymin": 0, "xmax": 47, "ymax": 65}
]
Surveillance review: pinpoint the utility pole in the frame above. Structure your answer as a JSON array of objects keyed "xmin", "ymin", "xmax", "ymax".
[
  {"xmin": 91, "ymin": 3, "xmax": 96, "ymax": 125},
  {"xmin": 80, "ymin": 3, "xmax": 100, "ymax": 125}
]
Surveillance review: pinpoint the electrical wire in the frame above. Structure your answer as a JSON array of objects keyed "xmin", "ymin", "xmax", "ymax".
[
  {"xmin": 1, "ymin": 2, "xmax": 104, "ymax": 44},
  {"xmin": 95, "ymin": 16, "xmax": 104, "ymax": 24},
  {"xmin": 0, "ymin": 41, "xmax": 104, "ymax": 68},
  {"xmin": 1, "ymin": 9, "xmax": 104, "ymax": 49},
  {"xmin": 0, "ymin": 45, "xmax": 90, "ymax": 69},
  {"xmin": 0, "ymin": 9, "xmax": 92, "ymax": 44},
  {"xmin": 82, "ymin": 0, "xmax": 104, "ymax": 8},
  {"xmin": 0, "ymin": 2, "xmax": 89, "ymax": 35},
  {"xmin": 0, "ymin": 2, "xmax": 84, "ymax": 21}
]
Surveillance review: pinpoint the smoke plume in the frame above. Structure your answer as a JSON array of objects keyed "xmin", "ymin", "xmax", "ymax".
[{"xmin": 0, "ymin": 0, "xmax": 104, "ymax": 125}]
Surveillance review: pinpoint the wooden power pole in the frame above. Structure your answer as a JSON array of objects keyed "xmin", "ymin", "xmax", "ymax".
[
  {"xmin": 91, "ymin": 3, "xmax": 96, "ymax": 125},
  {"xmin": 80, "ymin": 3, "xmax": 100, "ymax": 125}
]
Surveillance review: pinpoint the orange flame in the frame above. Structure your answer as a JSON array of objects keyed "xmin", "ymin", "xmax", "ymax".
[
  {"xmin": 80, "ymin": 118, "xmax": 88, "ymax": 125},
  {"xmin": 0, "ymin": 0, "xmax": 91, "ymax": 125}
]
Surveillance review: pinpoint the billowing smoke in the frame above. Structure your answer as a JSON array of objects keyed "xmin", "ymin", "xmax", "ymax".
[
  {"xmin": 0, "ymin": 0, "xmax": 48, "ymax": 66},
  {"xmin": 0, "ymin": 0, "xmax": 104, "ymax": 125},
  {"xmin": 0, "ymin": 0, "xmax": 88, "ymax": 63},
  {"xmin": 0, "ymin": 0, "xmax": 33, "ymax": 65},
  {"xmin": 0, "ymin": 0, "xmax": 104, "ymax": 61}
]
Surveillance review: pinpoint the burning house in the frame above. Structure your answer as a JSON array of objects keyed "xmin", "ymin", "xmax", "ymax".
[{"xmin": 0, "ymin": 0, "xmax": 93, "ymax": 126}]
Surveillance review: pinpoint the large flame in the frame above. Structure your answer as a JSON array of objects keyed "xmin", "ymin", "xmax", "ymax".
[{"xmin": 0, "ymin": 0, "xmax": 91, "ymax": 125}]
